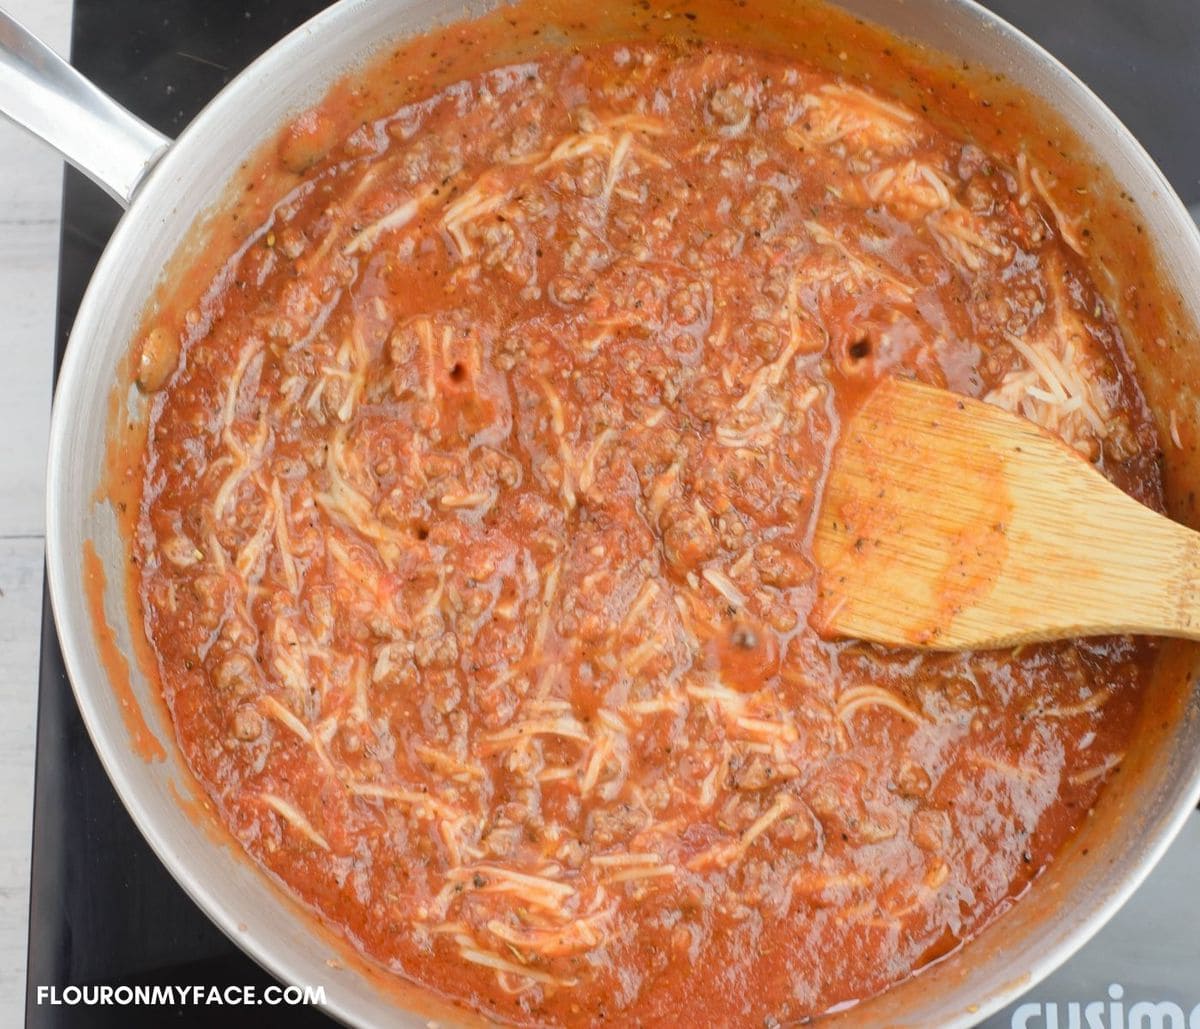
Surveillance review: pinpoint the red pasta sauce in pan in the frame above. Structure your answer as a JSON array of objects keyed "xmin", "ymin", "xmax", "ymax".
[{"xmin": 133, "ymin": 19, "xmax": 1163, "ymax": 1027}]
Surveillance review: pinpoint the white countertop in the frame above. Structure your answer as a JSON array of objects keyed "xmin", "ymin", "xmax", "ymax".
[{"xmin": 0, "ymin": 0, "xmax": 71, "ymax": 1023}]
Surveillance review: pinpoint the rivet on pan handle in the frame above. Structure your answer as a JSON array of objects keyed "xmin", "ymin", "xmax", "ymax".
[{"xmin": 0, "ymin": 10, "xmax": 171, "ymax": 208}]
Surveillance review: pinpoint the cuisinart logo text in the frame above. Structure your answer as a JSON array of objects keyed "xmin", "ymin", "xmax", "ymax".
[{"xmin": 1012, "ymin": 984, "xmax": 1200, "ymax": 1029}]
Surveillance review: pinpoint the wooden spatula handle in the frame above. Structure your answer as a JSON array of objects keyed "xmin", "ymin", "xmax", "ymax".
[
  {"xmin": 981, "ymin": 480, "xmax": 1200, "ymax": 644},
  {"xmin": 814, "ymin": 379, "xmax": 1200, "ymax": 649}
]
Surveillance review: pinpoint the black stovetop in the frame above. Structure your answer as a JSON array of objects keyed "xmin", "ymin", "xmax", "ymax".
[{"xmin": 23, "ymin": 1, "xmax": 1200, "ymax": 1026}]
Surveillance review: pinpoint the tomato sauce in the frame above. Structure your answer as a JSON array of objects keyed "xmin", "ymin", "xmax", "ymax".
[
  {"xmin": 133, "ymin": 11, "xmax": 1163, "ymax": 1026},
  {"xmin": 83, "ymin": 540, "xmax": 167, "ymax": 763}
]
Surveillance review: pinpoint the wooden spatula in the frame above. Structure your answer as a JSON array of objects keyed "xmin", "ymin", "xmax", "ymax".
[{"xmin": 812, "ymin": 376, "xmax": 1200, "ymax": 650}]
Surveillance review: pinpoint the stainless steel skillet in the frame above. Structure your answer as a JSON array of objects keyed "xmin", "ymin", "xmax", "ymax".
[{"xmin": 4, "ymin": 1, "xmax": 1200, "ymax": 1025}]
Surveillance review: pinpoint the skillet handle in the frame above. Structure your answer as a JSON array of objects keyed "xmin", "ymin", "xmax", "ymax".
[{"xmin": 0, "ymin": 11, "xmax": 171, "ymax": 208}]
